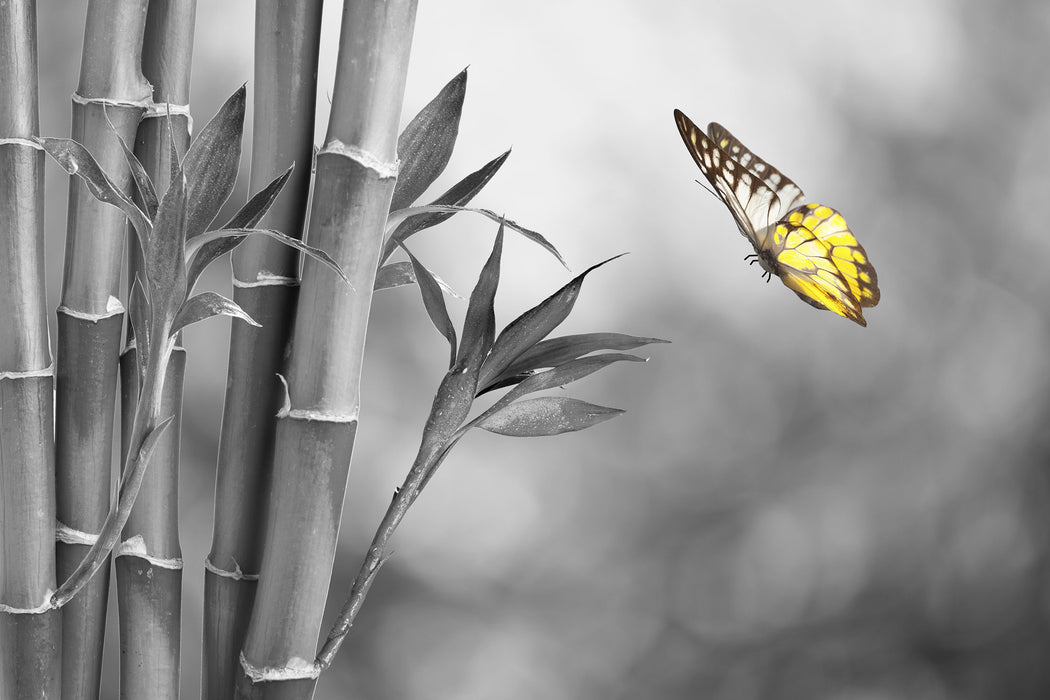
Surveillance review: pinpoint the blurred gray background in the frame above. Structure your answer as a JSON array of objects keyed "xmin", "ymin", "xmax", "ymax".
[{"xmin": 34, "ymin": 1, "xmax": 1050, "ymax": 698}]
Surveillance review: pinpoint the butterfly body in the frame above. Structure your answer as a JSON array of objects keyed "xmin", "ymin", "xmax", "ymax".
[{"xmin": 673, "ymin": 109, "xmax": 879, "ymax": 326}]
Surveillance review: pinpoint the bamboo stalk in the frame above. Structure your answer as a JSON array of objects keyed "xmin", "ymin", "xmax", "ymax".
[
  {"xmin": 115, "ymin": 2, "xmax": 196, "ymax": 697},
  {"xmin": 204, "ymin": 2, "xmax": 324, "ymax": 697},
  {"xmin": 53, "ymin": 2, "xmax": 151, "ymax": 697},
  {"xmin": 236, "ymin": 1, "xmax": 418, "ymax": 696},
  {"xmin": 0, "ymin": 1, "xmax": 61, "ymax": 696}
]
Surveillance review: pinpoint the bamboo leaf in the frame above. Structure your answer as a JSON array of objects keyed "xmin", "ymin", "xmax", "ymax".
[
  {"xmin": 168, "ymin": 114, "xmax": 181, "ymax": 188},
  {"xmin": 457, "ymin": 222, "xmax": 504, "ymax": 374},
  {"xmin": 186, "ymin": 166, "xmax": 294, "ymax": 289},
  {"xmin": 403, "ymin": 246, "xmax": 457, "ymax": 367},
  {"xmin": 382, "ymin": 150, "xmax": 510, "ymax": 262},
  {"xmin": 477, "ymin": 255, "xmax": 625, "ymax": 390},
  {"xmin": 373, "ymin": 261, "xmax": 463, "ymax": 297},
  {"xmin": 182, "ymin": 84, "xmax": 246, "ymax": 240},
  {"xmin": 127, "ymin": 276, "xmax": 150, "ymax": 387},
  {"xmin": 115, "ymin": 131, "xmax": 159, "ymax": 219},
  {"xmin": 479, "ymin": 333, "xmax": 669, "ymax": 394},
  {"xmin": 147, "ymin": 169, "xmax": 189, "ymax": 320},
  {"xmin": 171, "ymin": 291, "xmax": 260, "ymax": 336},
  {"xmin": 187, "ymin": 227, "xmax": 347, "ymax": 284},
  {"xmin": 471, "ymin": 353, "xmax": 646, "ymax": 427},
  {"xmin": 386, "ymin": 204, "xmax": 564, "ymax": 268},
  {"xmin": 51, "ymin": 415, "xmax": 176, "ymax": 609},
  {"xmin": 35, "ymin": 136, "xmax": 152, "ymax": 248},
  {"xmin": 391, "ymin": 69, "xmax": 467, "ymax": 212},
  {"xmin": 474, "ymin": 397, "xmax": 623, "ymax": 437}
]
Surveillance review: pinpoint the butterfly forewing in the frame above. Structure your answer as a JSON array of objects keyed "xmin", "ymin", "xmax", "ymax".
[
  {"xmin": 673, "ymin": 109, "xmax": 783, "ymax": 244},
  {"xmin": 707, "ymin": 121, "xmax": 806, "ymax": 215}
]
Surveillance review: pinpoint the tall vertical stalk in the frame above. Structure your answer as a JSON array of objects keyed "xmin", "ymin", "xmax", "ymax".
[
  {"xmin": 237, "ymin": 1, "xmax": 418, "ymax": 696},
  {"xmin": 0, "ymin": 1, "xmax": 61, "ymax": 697},
  {"xmin": 204, "ymin": 2, "xmax": 324, "ymax": 697},
  {"xmin": 53, "ymin": 2, "xmax": 150, "ymax": 698},
  {"xmin": 117, "ymin": 1, "xmax": 196, "ymax": 697}
]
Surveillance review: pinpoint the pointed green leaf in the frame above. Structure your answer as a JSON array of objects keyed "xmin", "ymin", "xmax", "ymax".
[
  {"xmin": 479, "ymin": 333, "xmax": 669, "ymax": 393},
  {"xmin": 171, "ymin": 291, "xmax": 260, "ymax": 336},
  {"xmin": 115, "ymin": 131, "xmax": 158, "ymax": 219},
  {"xmin": 474, "ymin": 397, "xmax": 623, "ymax": 437},
  {"xmin": 472, "ymin": 353, "xmax": 645, "ymax": 426},
  {"xmin": 391, "ymin": 69, "xmax": 467, "ymax": 212},
  {"xmin": 127, "ymin": 276, "xmax": 150, "ymax": 387},
  {"xmin": 35, "ymin": 136, "xmax": 152, "ymax": 247},
  {"xmin": 373, "ymin": 261, "xmax": 462, "ymax": 297},
  {"xmin": 382, "ymin": 150, "xmax": 510, "ymax": 262},
  {"xmin": 168, "ymin": 113, "xmax": 181, "ymax": 188},
  {"xmin": 187, "ymin": 227, "xmax": 347, "ymax": 284},
  {"xmin": 477, "ymin": 255, "xmax": 624, "ymax": 390},
  {"xmin": 182, "ymin": 85, "xmax": 246, "ymax": 239},
  {"xmin": 457, "ymin": 223, "xmax": 504, "ymax": 374},
  {"xmin": 403, "ymin": 246, "xmax": 457, "ymax": 367},
  {"xmin": 147, "ymin": 170, "xmax": 189, "ymax": 320},
  {"xmin": 186, "ymin": 166, "xmax": 294, "ymax": 289},
  {"xmin": 386, "ymin": 204, "xmax": 565, "ymax": 268}
]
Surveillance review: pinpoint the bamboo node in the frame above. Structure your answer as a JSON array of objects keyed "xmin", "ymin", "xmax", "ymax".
[
  {"xmin": 57, "ymin": 295, "xmax": 125, "ymax": 322},
  {"xmin": 239, "ymin": 652, "xmax": 320, "ymax": 682},
  {"xmin": 232, "ymin": 272, "xmax": 299, "ymax": 288},
  {"xmin": 204, "ymin": 556, "xmax": 259, "ymax": 581},
  {"xmin": 114, "ymin": 534, "xmax": 183, "ymax": 569},
  {"xmin": 142, "ymin": 101, "xmax": 194, "ymax": 133},
  {"xmin": 0, "ymin": 590, "xmax": 55, "ymax": 615},
  {"xmin": 0, "ymin": 136, "xmax": 44, "ymax": 151},
  {"xmin": 0, "ymin": 363, "xmax": 54, "ymax": 381},
  {"xmin": 71, "ymin": 92, "xmax": 151, "ymax": 110},
  {"xmin": 318, "ymin": 138, "xmax": 398, "ymax": 179},
  {"xmin": 279, "ymin": 407, "xmax": 359, "ymax": 424},
  {"xmin": 55, "ymin": 520, "xmax": 99, "ymax": 545}
]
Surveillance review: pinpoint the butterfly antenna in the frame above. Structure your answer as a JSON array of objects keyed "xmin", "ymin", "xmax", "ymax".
[{"xmin": 694, "ymin": 179, "xmax": 719, "ymax": 202}]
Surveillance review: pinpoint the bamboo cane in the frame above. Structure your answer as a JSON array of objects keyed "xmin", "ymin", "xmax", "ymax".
[
  {"xmin": 0, "ymin": 1, "xmax": 61, "ymax": 696},
  {"xmin": 203, "ymin": 2, "xmax": 324, "ymax": 696},
  {"xmin": 115, "ymin": 2, "xmax": 196, "ymax": 697},
  {"xmin": 236, "ymin": 1, "xmax": 418, "ymax": 696},
  {"xmin": 53, "ymin": 2, "xmax": 151, "ymax": 698}
]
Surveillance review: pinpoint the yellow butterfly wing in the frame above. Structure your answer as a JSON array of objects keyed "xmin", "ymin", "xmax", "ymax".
[{"xmin": 773, "ymin": 203, "xmax": 880, "ymax": 326}]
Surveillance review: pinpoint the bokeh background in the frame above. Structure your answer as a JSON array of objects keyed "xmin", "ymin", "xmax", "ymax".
[{"xmin": 32, "ymin": 1, "xmax": 1050, "ymax": 698}]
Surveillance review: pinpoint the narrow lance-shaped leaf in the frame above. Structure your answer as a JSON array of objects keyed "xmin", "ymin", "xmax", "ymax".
[
  {"xmin": 35, "ymin": 136, "xmax": 152, "ymax": 249},
  {"xmin": 52, "ymin": 416, "xmax": 176, "ymax": 608},
  {"xmin": 467, "ymin": 353, "xmax": 646, "ymax": 433},
  {"xmin": 374, "ymin": 261, "xmax": 462, "ymax": 298},
  {"xmin": 127, "ymin": 276, "xmax": 151, "ymax": 388},
  {"xmin": 381, "ymin": 149, "xmax": 510, "ymax": 262},
  {"xmin": 115, "ymin": 130, "xmax": 159, "ymax": 220},
  {"xmin": 386, "ymin": 204, "xmax": 565, "ymax": 268},
  {"xmin": 168, "ymin": 113, "xmax": 181, "ymax": 189},
  {"xmin": 147, "ymin": 168, "xmax": 190, "ymax": 324},
  {"xmin": 477, "ymin": 255, "xmax": 626, "ymax": 391},
  {"xmin": 402, "ymin": 245, "xmax": 457, "ymax": 367},
  {"xmin": 475, "ymin": 397, "xmax": 623, "ymax": 437},
  {"xmin": 391, "ymin": 68, "xmax": 467, "ymax": 212},
  {"xmin": 457, "ymin": 222, "xmax": 504, "ymax": 374},
  {"xmin": 186, "ymin": 165, "xmax": 294, "ymax": 289},
  {"xmin": 182, "ymin": 84, "xmax": 246, "ymax": 240},
  {"xmin": 186, "ymin": 227, "xmax": 347, "ymax": 284},
  {"xmin": 170, "ymin": 291, "xmax": 260, "ymax": 336},
  {"xmin": 480, "ymin": 333, "xmax": 669, "ymax": 394}
]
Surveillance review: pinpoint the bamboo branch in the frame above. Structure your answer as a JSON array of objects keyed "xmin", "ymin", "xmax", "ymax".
[
  {"xmin": 236, "ymin": 1, "xmax": 418, "ymax": 696},
  {"xmin": 53, "ymin": 2, "xmax": 151, "ymax": 697},
  {"xmin": 204, "ymin": 2, "xmax": 323, "ymax": 697},
  {"xmin": 116, "ymin": 2, "xmax": 196, "ymax": 697},
  {"xmin": 0, "ymin": 3, "xmax": 60, "ymax": 695}
]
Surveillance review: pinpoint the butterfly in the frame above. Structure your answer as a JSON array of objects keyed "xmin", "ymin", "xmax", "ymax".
[{"xmin": 673, "ymin": 109, "xmax": 879, "ymax": 326}]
